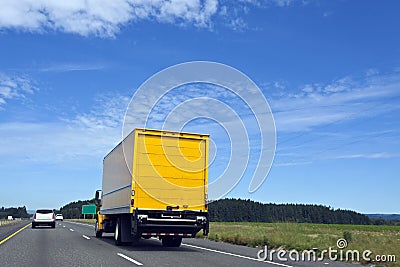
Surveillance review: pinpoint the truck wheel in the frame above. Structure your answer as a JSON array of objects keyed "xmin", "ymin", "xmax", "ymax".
[
  {"xmin": 114, "ymin": 219, "xmax": 122, "ymax": 246},
  {"xmin": 162, "ymin": 237, "xmax": 182, "ymax": 247},
  {"xmin": 95, "ymin": 221, "xmax": 103, "ymax": 238}
]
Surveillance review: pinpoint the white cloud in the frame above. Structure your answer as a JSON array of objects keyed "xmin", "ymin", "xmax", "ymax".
[
  {"xmin": 0, "ymin": 0, "xmax": 298, "ymax": 37},
  {"xmin": 0, "ymin": 0, "xmax": 219, "ymax": 37},
  {"xmin": 227, "ymin": 17, "xmax": 248, "ymax": 31},
  {"xmin": 0, "ymin": 73, "xmax": 37, "ymax": 108}
]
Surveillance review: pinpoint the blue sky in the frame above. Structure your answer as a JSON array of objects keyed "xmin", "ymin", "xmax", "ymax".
[{"xmin": 0, "ymin": 0, "xmax": 399, "ymax": 213}]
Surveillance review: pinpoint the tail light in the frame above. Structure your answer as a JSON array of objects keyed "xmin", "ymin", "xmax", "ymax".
[
  {"xmin": 34, "ymin": 213, "xmax": 36, "ymax": 219},
  {"xmin": 52, "ymin": 213, "xmax": 54, "ymax": 219}
]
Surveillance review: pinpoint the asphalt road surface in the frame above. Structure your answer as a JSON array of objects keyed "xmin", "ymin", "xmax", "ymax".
[
  {"xmin": 0, "ymin": 221, "xmax": 357, "ymax": 267},
  {"xmin": 0, "ymin": 221, "xmax": 27, "ymax": 242}
]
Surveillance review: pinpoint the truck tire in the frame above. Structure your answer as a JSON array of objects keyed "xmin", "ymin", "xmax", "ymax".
[
  {"xmin": 95, "ymin": 221, "xmax": 103, "ymax": 238},
  {"xmin": 162, "ymin": 237, "xmax": 182, "ymax": 247},
  {"xmin": 114, "ymin": 218, "xmax": 122, "ymax": 246}
]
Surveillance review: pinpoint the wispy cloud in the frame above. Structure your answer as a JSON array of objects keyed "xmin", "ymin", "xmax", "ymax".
[
  {"xmin": 0, "ymin": 0, "xmax": 297, "ymax": 37},
  {"xmin": 267, "ymin": 70, "xmax": 400, "ymax": 166},
  {"xmin": 274, "ymin": 161, "xmax": 312, "ymax": 167},
  {"xmin": 219, "ymin": 0, "xmax": 293, "ymax": 31},
  {"xmin": 38, "ymin": 63, "xmax": 106, "ymax": 73},
  {"xmin": 0, "ymin": 72, "xmax": 37, "ymax": 108},
  {"xmin": 0, "ymin": 93, "xmax": 129, "ymax": 165},
  {"xmin": 268, "ymin": 71, "xmax": 400, "ymax": 132},
  {"xmin": 238, "ymin": 0, "xmax": 294, "ymax": 7},
  {"xmin": 67, "ymin": 93, "xmax": 130, "ymax": 131},
  {"xmin": 335, "ymin": 152, "xmax": 400, "ymax": 159}
]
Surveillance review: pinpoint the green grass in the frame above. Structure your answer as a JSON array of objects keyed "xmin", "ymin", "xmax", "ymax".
[{"xmin": 198, "ymin": 222, "xmax": 400, "ymax": 266}]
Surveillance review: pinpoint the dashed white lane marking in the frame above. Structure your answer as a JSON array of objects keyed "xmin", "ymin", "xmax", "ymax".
[
  {"xmin": 82, "ymin": 235, "xmax": 90, "ymax": 240},
  {"xmin": 117, "ymin": 253, "xmax": 143, "ymax": 266},
  {"xmin": 182, "ymin": 244, "xmax": 292, "ymax": 267},
  {"xmin": 65, "ymin": 221, "xmax": 95, "ymax": 228},
  {"xmin": 69, "ymin": 229, "xmax": 74, "ymax": 232},
  {"xmin": 63, "ymin": 226, "xmax": 65, "ymax": 228}
]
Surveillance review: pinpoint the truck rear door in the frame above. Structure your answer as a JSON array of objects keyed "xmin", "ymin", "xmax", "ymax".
[{"xmin": 134, "ymin": 131, "xmax": 208, "ymax": 211}]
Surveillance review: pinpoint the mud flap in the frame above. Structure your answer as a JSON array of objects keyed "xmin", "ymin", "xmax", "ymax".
[{"xmin": 120, "ymin": 214, "xmax": 135, "ymax": 243}]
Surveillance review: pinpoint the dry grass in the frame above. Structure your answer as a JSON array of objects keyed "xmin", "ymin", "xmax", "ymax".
[{"xmin": 0, "ymin": 220, "xmax": 20, "ymax": 227}]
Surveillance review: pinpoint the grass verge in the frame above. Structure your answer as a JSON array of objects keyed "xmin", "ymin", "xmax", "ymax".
[
  {"xmin": 67, "ymin": 219, "xmax": 399, "ymax": 266},
  {"xmin": 198, "ymin": 222, "xmax": 399, "ymax": 266}
]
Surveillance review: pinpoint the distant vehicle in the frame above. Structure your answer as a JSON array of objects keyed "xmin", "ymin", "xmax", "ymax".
[
  {"xmin": 55, "ymin": 214, "xmax": 64, "ymax": 221},
  {"xmin": 94, "ymin": 128, "xmax": 209, "ymax": 247},
  {"xmin": 7, "ymin": 215, "xmax": 13, "ymax": 220},
  {"xmin": 32, "ymin": 209, "xmax": 55, "ymax": 228}
]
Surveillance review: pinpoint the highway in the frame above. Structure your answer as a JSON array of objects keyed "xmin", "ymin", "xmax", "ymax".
[{"xmin": 0, "ymin": 221, "xmax": 356, "ymax": 267}]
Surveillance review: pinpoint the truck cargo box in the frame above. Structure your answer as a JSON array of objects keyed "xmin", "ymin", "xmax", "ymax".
[
  {"xmin": 95, "ymin": 128, "xmax": 209, "ymax": 246},
  {"xmin": 101, "ymin": 128, "xmax": 209, "ymax": 214}
]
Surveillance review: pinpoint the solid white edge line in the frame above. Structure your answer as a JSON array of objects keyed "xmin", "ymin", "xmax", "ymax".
[
  {"xmin": 181, "ymin": 244, "xmax": 292, "ymax": 267},
  {"xmin": 117, "ymin": 253, "xmax": 143, "ymax": 266},
  {"xmin": 82, "ymin": 235, "xmax": 90, "ymax": 240}
]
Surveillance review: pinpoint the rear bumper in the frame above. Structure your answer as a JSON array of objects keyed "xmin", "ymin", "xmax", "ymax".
[
  {"xmin": 32, "ymin": 220, "xmax": 55, "ymax": 226},
  {"xmin": 138, "ymin": 223, "xmax": 204, "ymax": 237},
  {"xmin": 133, "ymin": 209, "xmax": 209, "ymax": 237}
]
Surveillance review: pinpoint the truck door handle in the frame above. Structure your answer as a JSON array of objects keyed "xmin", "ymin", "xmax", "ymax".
[{"xmin": 166, "ymin": 205, "xmax": 179, "ymax": 211}]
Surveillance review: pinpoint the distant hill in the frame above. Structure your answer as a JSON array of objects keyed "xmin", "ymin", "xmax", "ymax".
[{"xmin": 367, "ymin": 214, "xmax": 400, "ymax": 221}]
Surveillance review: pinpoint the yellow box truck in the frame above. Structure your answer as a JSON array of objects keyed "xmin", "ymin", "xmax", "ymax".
[{"xmin": 94, "ymin": 128, "xmax": 209, "ymax": 247}]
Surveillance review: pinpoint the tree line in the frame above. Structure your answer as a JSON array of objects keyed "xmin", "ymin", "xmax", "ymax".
[
  {"xmin": 59, "ymin": 199, "xmax": 94, "ymax": 219},
  {"xmin": 209, "ymin": 199, "xmax": 372, "ymax": 225},
  {"xmin": 0, "ymin": 206, "xmax": 30, "ymax": 219},
  {"xmin": 57, "ymin": 198, "xmax": 398, "ymax": 225}
]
